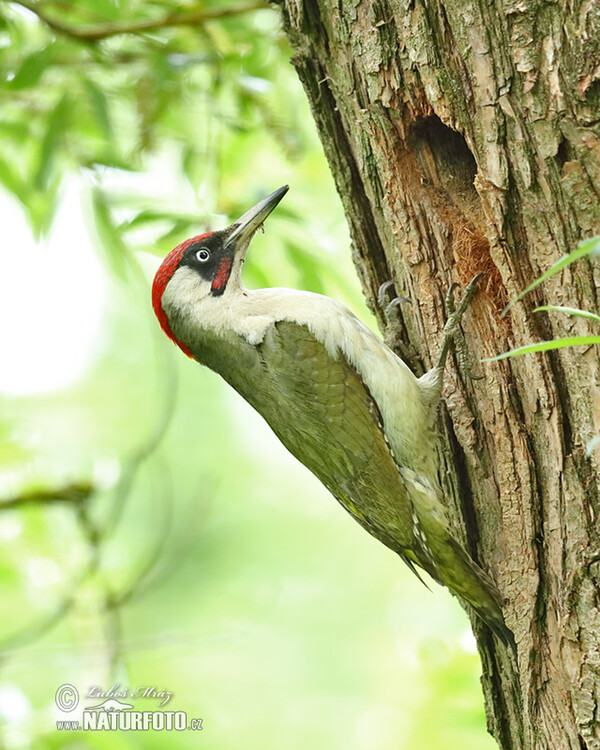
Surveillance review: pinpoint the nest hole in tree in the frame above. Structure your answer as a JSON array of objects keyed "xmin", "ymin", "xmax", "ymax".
[
  {"xmin": 555, "ymin": 136, "xmax": 575, "ymax": 171},
  {"xmin": 407, "ymin": 115, "xmax": 507, "ymax": 311}
]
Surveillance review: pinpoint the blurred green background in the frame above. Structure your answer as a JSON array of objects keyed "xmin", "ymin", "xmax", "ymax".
[{"xmin": 0, "ymin": 2, "xmax": 494, "ymax": 748}]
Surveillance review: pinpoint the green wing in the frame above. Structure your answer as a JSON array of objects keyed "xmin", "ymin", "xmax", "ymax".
[
  {"xmin": 249, "ymin": 320, "xmax": 419, "ymax": 557},
  {"xmin": 194, "ymin": 319, "xmax": 512, "ymax": 645},
  {"xmin": 193, "ymin": 317, "xmax": 418, "ymax": 556}
]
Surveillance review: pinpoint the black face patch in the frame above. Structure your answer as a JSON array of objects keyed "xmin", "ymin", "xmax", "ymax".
[{"xmin": 179, "ymin": 230, "xmax": 234, "ymax": 296}]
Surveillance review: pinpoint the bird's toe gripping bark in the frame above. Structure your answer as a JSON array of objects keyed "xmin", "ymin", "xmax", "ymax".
[
  {"xmin": 377, "ymin": 279, "xmax": 411, "ymax": 318},
  {"xmin": 377, "ymin": 279, "xmax": 417, "ymax": 363},
  {"xmin": 436, "ymin": 274, "xmax": 484, "ymax": 379}
]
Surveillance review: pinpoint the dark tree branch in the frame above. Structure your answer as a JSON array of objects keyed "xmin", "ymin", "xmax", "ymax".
[
  {"xmin": 10, "ymin": 0, "xmax": 270, "ymax": 41},
  {"xmin": 0, "ymin": 481, "xmax": 94, "ymax": 510}
]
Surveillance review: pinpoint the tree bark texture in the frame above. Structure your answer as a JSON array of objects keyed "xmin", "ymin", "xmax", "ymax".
[{"xmin": 280, "ymin": 1, "xmax": 600, "ymax": 747}]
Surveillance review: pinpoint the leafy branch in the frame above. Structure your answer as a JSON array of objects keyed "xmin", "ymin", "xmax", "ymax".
[{"xmin": 10, "ymin": 0, "xmax": 270, "ymax": 41}]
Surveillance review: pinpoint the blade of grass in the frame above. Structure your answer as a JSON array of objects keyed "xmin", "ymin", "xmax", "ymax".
[
  {"xmin": 534, "ymin": 305, "xmax": 600, "ymax": 324},
  {"xmin": 484, "ymin": 336, "xmax": 600, "ymax": 361},
  {"xmin": 501, "ymin": 235, "xmax": 600, "ymax": 317}
]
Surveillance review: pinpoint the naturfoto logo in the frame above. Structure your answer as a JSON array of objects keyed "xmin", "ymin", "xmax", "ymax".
[{"xmin": 54, "ymin": 683, "xmax": 203, "ymax": 733}]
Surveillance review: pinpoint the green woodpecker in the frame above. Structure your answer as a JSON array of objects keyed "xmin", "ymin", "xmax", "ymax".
[{"xmin": 152, "ymin": 186, "xmax": 513, "ymax": 648}]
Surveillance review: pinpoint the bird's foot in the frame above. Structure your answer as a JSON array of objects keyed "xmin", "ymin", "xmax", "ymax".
[
  {"xmin": 436, "ymin": 274, "xmax": 484, "ymax": 379},
  {"xmin": 377, "ymin": 279, "xmax": 418, "ymax": 363}
]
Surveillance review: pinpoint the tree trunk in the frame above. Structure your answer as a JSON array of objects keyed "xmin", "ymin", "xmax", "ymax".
[{"xmin": 280, "ymin": 1, "xmax": 600, "ymax": 747}]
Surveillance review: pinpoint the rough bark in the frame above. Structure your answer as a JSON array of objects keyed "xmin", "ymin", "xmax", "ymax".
[{"xmin": 279, "ymin": 1, "xmax": 600, "ymax": 747}]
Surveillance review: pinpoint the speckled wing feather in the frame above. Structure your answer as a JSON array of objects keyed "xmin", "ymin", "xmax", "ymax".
[{"xmin": 257, "ymin": 320, "xmax": 420, "ymax": 555}]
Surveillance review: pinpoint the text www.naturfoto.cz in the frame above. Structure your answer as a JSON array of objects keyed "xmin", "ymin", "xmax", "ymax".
[{"xmin": 57, "ymin": 711, "xmax": 203, "ymax": 731}]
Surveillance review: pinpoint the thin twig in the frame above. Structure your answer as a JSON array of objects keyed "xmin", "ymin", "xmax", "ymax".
[
  {"xmin": 10, "ymin": 0, "xmax": 271, "ymax": 41},
  {"xmin": 0, "ymin": 482, "xmax": 94, "ymax": 510}
]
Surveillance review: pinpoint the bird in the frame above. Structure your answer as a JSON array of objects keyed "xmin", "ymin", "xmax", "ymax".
[{"xmin": 152, "ymin": 185, "xmax": 513, "ymax": 649}]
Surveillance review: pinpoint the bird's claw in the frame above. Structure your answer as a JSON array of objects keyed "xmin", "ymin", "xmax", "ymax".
[
  {"xmin": 385, "ymin": 295, "xmax": 411, "ymax": 316},
  {"xmin": 377, "ymin": 279, "xmax": 418, "ymax": 363},
  {"xmin": 436, "ymin": 274, "xmax": 484, "ymax": 378},
  {"xmin": 444, "ymin": 273, "xmax": 484, "ymax": 320},
  {"xmin": 378, "ymin": 279, "xmax": 411, "ymax": 319},
  {"xmin": 378, "ymin": 280, "xmax": 396, "ymax": 309}
]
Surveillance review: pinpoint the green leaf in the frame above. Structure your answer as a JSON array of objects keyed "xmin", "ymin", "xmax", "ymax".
[
  {"xmin": 485, "ymin": 336, "xmax": 600, "ymax": 361},
  {"xmin": 83, "ymin": 153, "xmax": 140, "ymax": 171},
  {"xmin": 91, "ymin": 188, "xmax": 130, "ymax": 279},
  {"xmin": 502, "ymin": 235, "xmax": 600, "ymax": 317},
  {"xmin": 0, "ymin": 154, "xmax": 28, "ymax": 204},
  {"xmin": 26, "ymin": 178, "xmax": 60, "ymax": 238},
  {"xmin": 120, "ymin": 209, "xmax": 198, "ymax": 233},
  {"xmin": 9, "ymin": 45, "xmax": 56, "ymax": 90},
  {"xmin": 0, "ymin": 120, "xmax": 32, "ymax": 142},
  {"xmin": 146, "ymin": 219, "xmax": 198, "ymax": 256},
  {"xmin": 182, "ymin": 147, "xmax": 205, "ymax": 192},
  {"xmin": 534, "ymin": 305, "xmax": 600, "ymax": 324},
  {"xmin": 34, "ymin": 94, "xmax": 70, "ymax": 192},
  {"xmin": 82, "ymin": 77, "xmax": 112, "ymax": 139}
]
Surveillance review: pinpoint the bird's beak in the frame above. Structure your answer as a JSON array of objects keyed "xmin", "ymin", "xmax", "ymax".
[{"xmin": 224, "ymin": 185, "xmax": 289, "ymax": 251}]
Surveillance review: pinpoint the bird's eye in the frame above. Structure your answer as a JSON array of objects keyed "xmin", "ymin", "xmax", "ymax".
[{"xmin": 196, "ymin": 248, "xmax": 210, "ymax": 262}]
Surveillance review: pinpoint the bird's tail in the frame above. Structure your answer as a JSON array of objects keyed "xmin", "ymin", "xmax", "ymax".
[
  {"xmin": 435, "ymin": 536, "xmax": 515, "ymax": 653},
  {"xmin": 400, "ymin": 469, "xmax": 515, "ymax": 654}
]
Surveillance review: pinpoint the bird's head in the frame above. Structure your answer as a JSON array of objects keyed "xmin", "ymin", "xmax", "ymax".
[{"xmin": 152, "ymin": 185, "xmax": 289, "ymax": 356}]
